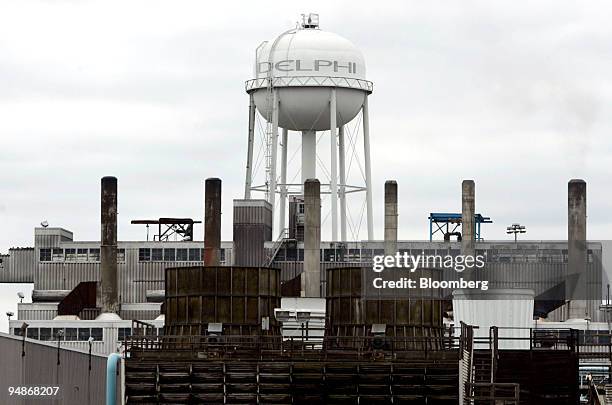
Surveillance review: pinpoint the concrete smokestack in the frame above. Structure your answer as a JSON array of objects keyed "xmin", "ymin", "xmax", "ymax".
[
  {"xmin": 567, "ymin": 179, "xmax": 587, "ymax": 319},
  {"xmin": 461, "ymin": 180, "xmax": 475, "ymax": 256},
  {"xmin": 204, "ymin": 178, "xmax": 222, "ymax": 266},
  {"xmin": 100, "ymin": 176, "xmax": 119, "ymax": 315},
  {"xmin": 384, "ymin": 180, "xmax": 398, "ymax": 256},
  {"xmin": 302, "ymin": 179, "xmax": 321, "ymax": 297}
]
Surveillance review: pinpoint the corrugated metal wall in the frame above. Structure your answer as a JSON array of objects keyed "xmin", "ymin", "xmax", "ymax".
[
  {"xmin": 18, "ymin": 304, "xmax": 58, "ymax": 321},
  {"xmin": 0, "ymin": 333, "xmax": 111, "ymax": 405},
  {"xmin": 0, "ymin": 248, "xmax": 36, "ymax": 283},
  {"xmin": 233, "ymin": 200, "xmax": 272, "ymax": 267}
]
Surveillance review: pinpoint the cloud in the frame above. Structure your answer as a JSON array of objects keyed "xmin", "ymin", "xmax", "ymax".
[{"xmin": 0, "ymin": 0, "xmax": 611, "ymax": 255}]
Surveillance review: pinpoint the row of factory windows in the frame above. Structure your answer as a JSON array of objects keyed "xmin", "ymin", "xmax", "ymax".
[
  {"xmin": 39, "ymin": 248, "xmax": 125, "ymax": 263},
  {"xmin": 138, "ymin": 248, "xmax": 225, "ymax": 262},
  {"xmin": 14, "ymin": 327, "xmax": 104, "ymax": 341},
  {"xmin": 13, "ymin": 327, "xmax": 165, "ymax": 341},
  {"xmin": 39, "ymin": 246, "xmax": 591, "ymax": 264},
  {"xmin": 39, "ymin": 248, "xmax": 226, "ymax": 263}
]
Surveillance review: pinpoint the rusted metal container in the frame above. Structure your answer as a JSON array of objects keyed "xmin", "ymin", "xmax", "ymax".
[
  {"xmin": 325, "ymin": 266, "xmax": 444, "ymax": 339},
  {"xmin": 164, "ymin": 266, "xmax": 281, "ymax": 336}
]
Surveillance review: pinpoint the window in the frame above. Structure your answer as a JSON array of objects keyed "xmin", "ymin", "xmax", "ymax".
[
  {"xmin": 220, "ymin": 249, "xmax": 226, "ymax": 262},
  {"xmin": 176, "ymin": 248, "xmax": 188, "ymax": 261},
  {"xmin": 117, "ymin": 248, "xmax": 125, "ymax": 262},
  {"xmin": 39, "ymin": 248, "xmax": 52, "ymax": 262},
  {"xmin": 599, "ymin": 333, "xmax": 611, "ymax": 345},
  {"xmin": 13, "ymin": 328, "xmax": 22, "ymax": 336},
  {"xmin": 89, "ymin": 248, "xmax": 100, "ymax": 262},
  {"xmin": 151, "ymin": 248, "xmax": 163, "ymax": 261},
  {"xmin": 139, "ymin": 248, "xmax": 151, "ymax": 262},
  {"xmin": 324, "ymin": 249, "xmax": 336, "ymax": 262},
  {"xmin": 53, "ymin": 328, "xmax": 64, "ymax": 341},
  {"xmin": 348, "ymin": 249, "xmax": 361, "ymax": 262},
  {"xmin": 77, "ymin": 249, "xmax": 88, "ymax": 261},
  {"xmin": 52, "ymin": 248, "xmax": 64, "ymax": 262},
  {"xmin": 163, "ymin": 248, "xmax": 175, "ymax": 261},
  {"xmin": 27, "ymin": 328, "xmax": 39, "ymax": 339},
  {"xmin": 286, "ymin": 248, "xmax": 297, "ymax": 261},
  {"xmin": 65, "ymin": 328, "xmax": 77, "ymax": 341},
  {"xmin": 90, "ymin": 328, "xmax": 103, "ymax": 341},
  {"xmin": 39, "ymin": 328, "xmax": 52, "ymax": 341},
  {"xmin": 157, "ymin": 328, "xmax": 164, "ymax": 336},
  {"xmin": 78, "ymin": 328, "xmax": 91, "ymax": 341},
  {"xmin": 188, "ymin": 248, "xmax": 201, "ymax": 261},
  {"xmin": 65, "ymin": 248, "xmax": 76, "ymax": 261},
  {"xmin": 298, "ymin": 203, "xmax": 305, "ymax": 214},
  {"xmin": 118, "ymin": 327, "xmax": 132, "ymax": 340}
]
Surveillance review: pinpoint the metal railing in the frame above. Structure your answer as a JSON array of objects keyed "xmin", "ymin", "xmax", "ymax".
[
  {"xmin": 245, "ymin": 76, "xmax": 374, "ymax": 93},
  {"xmin": 466, "ymin": 382, "xmax": 520, "ymax": 404},
  {"xmin": 125, "ymin": 333, "xmax": 461, "ymax": 361}
]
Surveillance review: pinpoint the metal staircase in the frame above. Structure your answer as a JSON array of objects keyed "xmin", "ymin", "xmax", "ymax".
[{"xmin": 263, "ymin": 228, "xmax": 289, "ymax": 267}]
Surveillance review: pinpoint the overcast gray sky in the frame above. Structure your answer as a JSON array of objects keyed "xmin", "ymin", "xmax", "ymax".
[{"xmin": 1, "ymin": 1, "xmax": 611, "ymax": 331}]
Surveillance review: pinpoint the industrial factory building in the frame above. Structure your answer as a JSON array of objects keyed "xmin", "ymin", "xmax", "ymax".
[
  {"xmin": 0, "ymin": 175, "xmax": 606, "ymax": 404},
  {"xmin": 1, "ymin": 201, "xmax": 604, "ymax": 353},
  {"xmin": 1, "ymin": 12, "xmax": 609, "ymax": 405}
]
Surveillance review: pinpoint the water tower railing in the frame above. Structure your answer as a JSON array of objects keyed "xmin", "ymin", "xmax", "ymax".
[{"xmin": 245, "ymin": 76, "xmax": 374, "ymax": 93}]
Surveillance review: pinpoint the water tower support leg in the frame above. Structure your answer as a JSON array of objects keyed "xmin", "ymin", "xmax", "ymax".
[
  {"xmin": 302, "ymin": 130, "xmax": 317, "ymax": 182},
  {"xmin": 269, "ymin": 90, "xmax": 280, "ymax": 230},
  {"xmin": 338, "ymin": 125, "xmax": 347, "ymax": 241},
  {"xmin": 363, "ymin": 96, "xmax": 374, "ymax": 240},
  {"xmin": 244, "ymin": 93, "xmax": 256, "ymax": 199},
  {"xmin": 330, "ymin": 88, "xmax": 338, "ymax": 242},
  {"xmin": 279, "ymin": 128, "xmax": 288, "ymax": 234}
]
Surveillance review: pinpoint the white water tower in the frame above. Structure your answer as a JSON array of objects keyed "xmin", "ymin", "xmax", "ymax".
[{"xmin": 244, "ymin": 14, "xmax": 374, "ymax": 241}]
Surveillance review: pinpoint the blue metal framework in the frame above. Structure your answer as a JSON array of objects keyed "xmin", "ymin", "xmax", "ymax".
[{"xmin": 428, "ymin": 213, "xmax": 492, "ymax": 241}]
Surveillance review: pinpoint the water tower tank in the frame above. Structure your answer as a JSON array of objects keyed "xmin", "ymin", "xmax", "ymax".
[{"xmin": 249, "ymin": 16, "xmax": 370, "ymax": 131}]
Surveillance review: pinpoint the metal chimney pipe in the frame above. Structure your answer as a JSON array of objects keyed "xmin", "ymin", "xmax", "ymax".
[
  {"xmin": 204, "ymin": 178, "xmax": 222, "ymax": 266},
  {"xmin": 100, "ymin": 176, "xmax": 119, "ymax": 314},
  {"xmin": 384, "ymin": 180, "xmax": 398, "ymax": 256},
  {"xmin": 302, "ymin": 179, "xmax": 321, "ymax": 297},
  {"xmin": 461, "ymin": 179, "xmax": 475, "ymax": 257},
  {"xmin": 568, "ymin": 179, "xmax": 587, "ymax": 319}
]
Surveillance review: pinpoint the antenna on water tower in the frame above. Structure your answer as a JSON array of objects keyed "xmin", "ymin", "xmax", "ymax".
[{"xmin": 244, "ymin": 13, "xmax": 374, "ymax": 242}]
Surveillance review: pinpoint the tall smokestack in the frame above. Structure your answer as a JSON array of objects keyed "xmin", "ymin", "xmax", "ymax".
[
  {"xmin": 100, "ymin": 176, "xmax": 119, "ymax": 315},
  {"xmin": 384, "ymin": 180, "xmax": 398, "ymax": 256},
  {"xmin": 568, "ymin": 179, "xmax": 587, "ymax": 319},
  {"xmin": 204, "ymin": 178, "xmax": 222, "ymax": 266},
  {"xmin": 302, "ymin": 179, "xmax": 321, "ymax": 297},
  {"xmin": 461, "ymin": 180, "xmax": 475, "ymax": 256}
]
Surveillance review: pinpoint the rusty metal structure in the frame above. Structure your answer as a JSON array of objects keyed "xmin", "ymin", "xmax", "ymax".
[
  {"xmin": 204, "ymin": 178, "xmax": 222, "ymax": 266},
  {"xmin": 325, "ymin": 266, "xmax": 445, "ymax": 340},
  {"xmin": 130, "ymin": 218, "xmax": 201, "ymax": 241},
  {"xmin": 164, "ymin": 266, "xmax": 281, "ymax": 336},
  {"xmin": 100, "ymin": 176, "xmax": 119, "ymax": 315}
]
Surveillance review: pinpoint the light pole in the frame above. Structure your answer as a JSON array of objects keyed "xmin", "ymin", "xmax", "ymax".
[
  {"xmin": 6, "ymin": 311, "xmax": 14, "ymax": 322},
  {"xmin": 506, "ymin": 223, "xmax": 526, "ymax": 242},
  {"xmin": 56, "ymin": 329, "xmax": 64, "ymax": 365},
  {"xmin": 88, "ymin": 336, "xmax": 94, "ymax": 371},
  {"xmin": 20, "ymin": 322, "xmax": 29, "ymax": 357}
]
